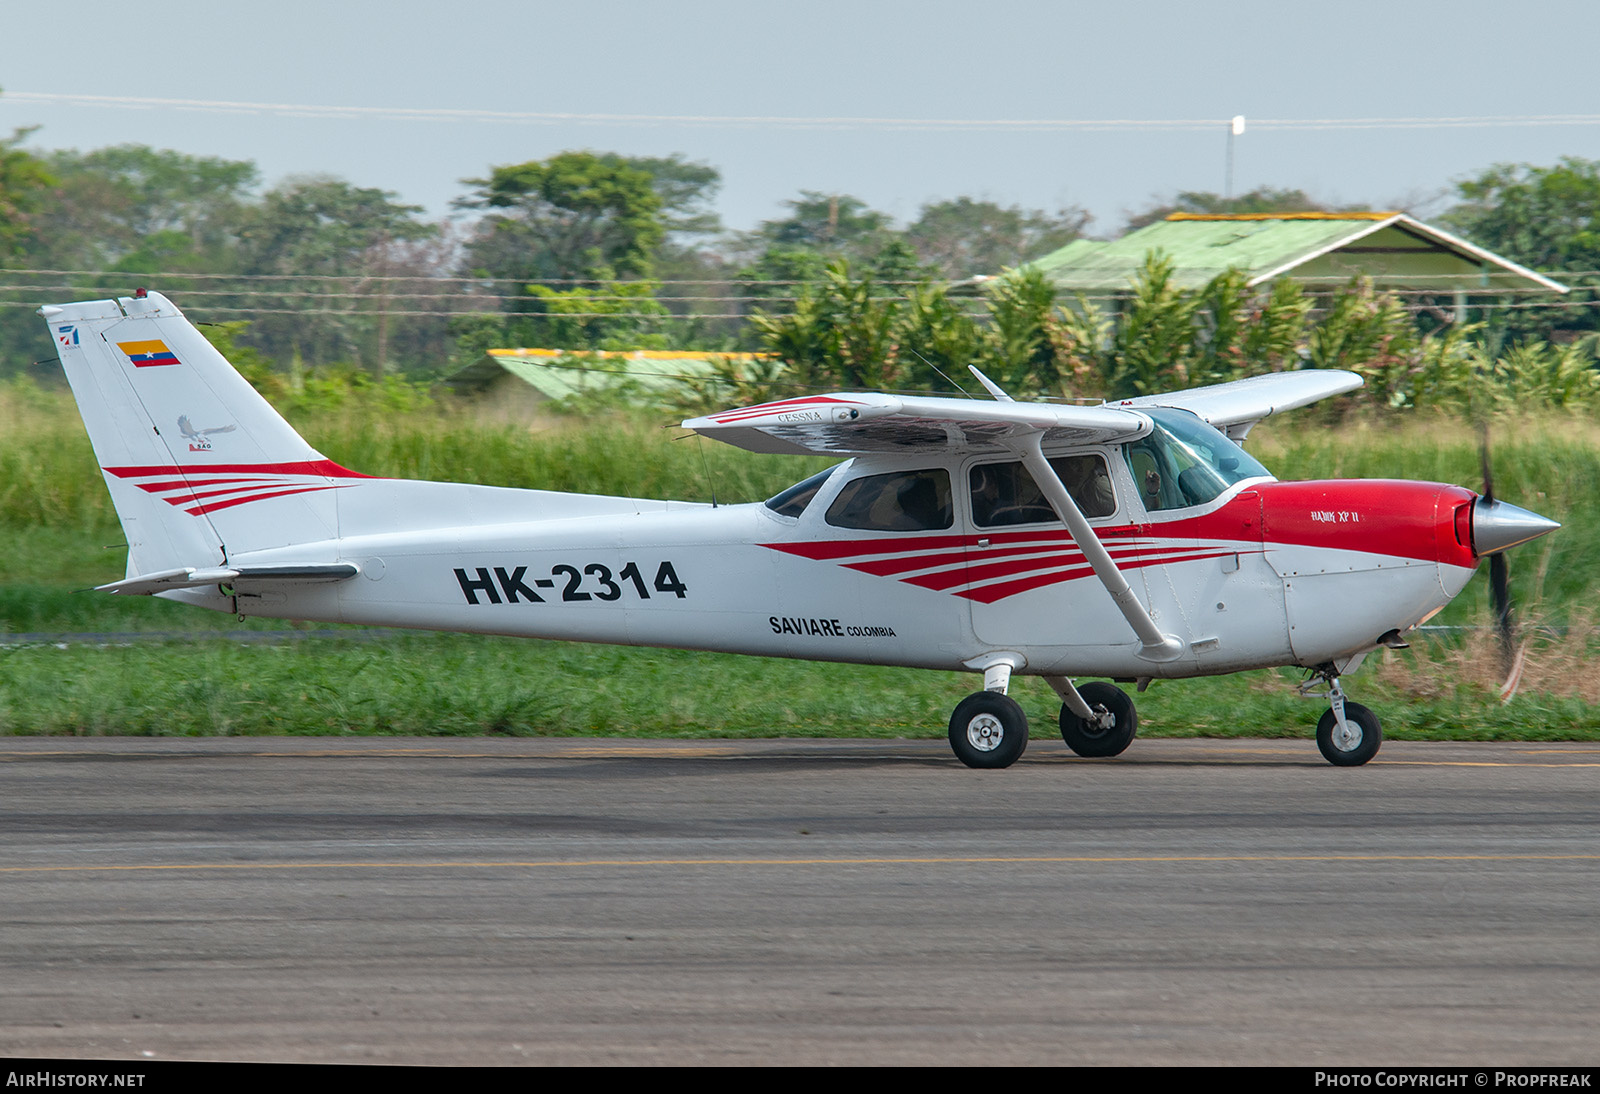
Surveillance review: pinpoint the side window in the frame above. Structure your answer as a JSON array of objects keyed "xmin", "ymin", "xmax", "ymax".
[
  {"xmin": 969, "ymin": 455, "xmax": 1115, "ymax": 527},
  {"xmin": 1049, "ymin": 454, "xmax": 1116, "ymax": 519},
  {"xmin": 1125, "ymin": 438, "xmax": 1184, "ymax": 512},
  {"xmin": 825, "ymin": 468, "xmax": 953, "ymax": 531}
]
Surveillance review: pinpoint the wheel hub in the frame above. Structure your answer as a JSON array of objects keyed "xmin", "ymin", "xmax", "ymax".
[
  {"xmin": 965, "ymin": 713, "xmax": 1005, "ymax": 752},
  {"xmin": 1333, "ymin": 718, "xmax": 1363, "ymax": 751}
]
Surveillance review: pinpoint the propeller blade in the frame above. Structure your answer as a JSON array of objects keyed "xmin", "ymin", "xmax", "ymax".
[
  {"xmin": 1478, "ymin": 420, "xmax": 1495, "ymax": 504},
  {"xmin": 1489, "ymin": 550, "xmax": 1513, "ymax": 672}
]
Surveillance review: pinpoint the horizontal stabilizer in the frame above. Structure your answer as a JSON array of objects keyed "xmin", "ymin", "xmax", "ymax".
[{"xmin": 98, "ymin": 563, "xmax": 360, "ymax": 596}]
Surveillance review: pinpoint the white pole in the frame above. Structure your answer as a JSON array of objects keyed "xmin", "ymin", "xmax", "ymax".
[{"xmin": 1226, "ymin": 115, "xmax": 1246, "ymax": 200}]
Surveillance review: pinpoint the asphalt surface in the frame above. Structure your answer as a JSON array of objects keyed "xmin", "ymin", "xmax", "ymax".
[{"xmin": 0, "ymin": 736, "xmax": 1596, "ymax": 1066}]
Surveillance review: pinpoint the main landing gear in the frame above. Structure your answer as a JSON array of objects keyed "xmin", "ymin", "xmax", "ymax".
[
  {"xmin": 1303, "ymin": 668, "xmax": 1383, "ymax": 766},
  {"xmin": 947, "ymin": 664, "xmax": 1384, "ymax": 768},
  {"xmin": 947, "ymin": 664, "xmax": 1139, "ymax": 769},
  {"xmin": 1058, "ymin": 680, "xmax": 1138, "ymax": 758},
  {"xmin": 948, "ymin": 691, "xmax": 1029, "ymax": 769}
]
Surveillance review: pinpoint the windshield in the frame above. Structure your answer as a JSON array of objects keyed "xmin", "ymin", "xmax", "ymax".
[{"xmin": 1123, "ymin": 408, "xmax": 1271, "ymax": 512}]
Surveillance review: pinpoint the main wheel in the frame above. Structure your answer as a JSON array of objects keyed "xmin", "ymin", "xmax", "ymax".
[
  {"xmin": 1059, "ymin": 681, "xmax": 1138, "ymax": 757},
  {"xmin": 1316, "ymin": 702, "xmax": 1382, "ymax": 766},
  {"xmin": 948, "ymin": 691, "xmax": 1029, "ymax": 769}
]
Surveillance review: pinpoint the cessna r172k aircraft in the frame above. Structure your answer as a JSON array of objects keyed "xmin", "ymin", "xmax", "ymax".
[{"xmin": 43, "ymin": 290, "xmax": 1559, "ymax": 767}]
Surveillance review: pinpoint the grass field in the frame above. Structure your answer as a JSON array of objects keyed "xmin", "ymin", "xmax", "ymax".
[{"xmin": 2, "ymin": 380, "xmax": 1595, "ymax": 739}]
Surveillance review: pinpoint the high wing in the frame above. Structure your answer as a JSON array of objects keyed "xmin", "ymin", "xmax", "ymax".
[
  {"xmin": 680, "ymin": 393, "xmax": 1150, "ymax": 456},
  {"xmin": 1114, "ymin": 369, "xmax": 1364, "ymax": 441},
  {"xmin": 682, "ymin": 371, "xmax": 1362, "ymax": 455}
]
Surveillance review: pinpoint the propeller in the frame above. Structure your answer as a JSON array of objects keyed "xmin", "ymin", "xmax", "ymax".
[
  {"xmin": 1478, "ymin": 423, "xmax": 1514, "ymax": 678},
  {"xmin": 1473, "ymin": 422, "xmax": 1560, "ymax": 693}
]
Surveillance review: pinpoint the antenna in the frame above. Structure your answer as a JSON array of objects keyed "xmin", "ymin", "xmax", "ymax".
[
  {"xmin": 908, "ymin": 347, "xmax": 974, "ymax": 398},
  {"xmin": 967, "ymin": 366, "xmax": 1015, "ymax": 402},
  {"xmin": 696, "ymin": 434, "xmax": 719, "ymax": 508}
]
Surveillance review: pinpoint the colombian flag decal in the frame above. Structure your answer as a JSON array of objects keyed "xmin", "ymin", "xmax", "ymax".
[{"xmin": 117, "ymin": 339, "xmax": 181, "ymax": 367}]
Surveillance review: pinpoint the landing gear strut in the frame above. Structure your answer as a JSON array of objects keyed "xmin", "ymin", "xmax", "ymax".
[{"xmin": 1305, "ymin": 669, "xmax": 1382, "ymax": 766}]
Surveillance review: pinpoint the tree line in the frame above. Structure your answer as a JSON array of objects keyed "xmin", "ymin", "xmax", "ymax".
[{"xmin": 4, "ymin": 103, "xmax": 1600, "ymax": 412}]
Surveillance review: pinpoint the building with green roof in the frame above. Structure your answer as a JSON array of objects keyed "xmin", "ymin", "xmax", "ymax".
[
  {"xmin": 1018, "ymin": 212, "xmax": 1566, "ymax": 306},
  {"xmin": 445, "ymin": 348, "xmax": 769, "ymax": 409}
]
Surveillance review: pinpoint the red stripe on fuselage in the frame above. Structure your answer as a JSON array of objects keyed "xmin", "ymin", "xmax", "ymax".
[
  {"xmin": 958, "ymin": 549, "xmax": 1243, "ymax": 603},
  {"xmin": 759, "ymin": 478, "xmax": 1478, "ymax": 599}
]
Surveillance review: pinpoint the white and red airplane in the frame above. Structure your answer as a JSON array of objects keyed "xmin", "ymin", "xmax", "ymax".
[{"xmin": 43, "ymin": 290, "xmax": 1559, "ymax": 767}]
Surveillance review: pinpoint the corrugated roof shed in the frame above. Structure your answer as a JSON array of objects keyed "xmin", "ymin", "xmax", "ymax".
[
  {"xmin": 1023, "ymin": 212, "xmax": 1567, "ymax": 294},
  {"xmin": 446, "ymin": 348, "xmax": 770, "ymax": 402}
]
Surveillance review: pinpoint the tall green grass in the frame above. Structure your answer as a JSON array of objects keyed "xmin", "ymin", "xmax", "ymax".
[
  {"xmin": 2, "ymin": 379, "xmax": 1596, "ymax": 738},
  {"xmin": 0, "ymin": 381, "xmax": 830, "ymax": 532},
  {"xmin": 3, "ymin": 635, "xmax": 1595, "ymax": 738},
  {"xmin": 5, "ymin": 381, "xmax": 1591, "ymax": 618}
]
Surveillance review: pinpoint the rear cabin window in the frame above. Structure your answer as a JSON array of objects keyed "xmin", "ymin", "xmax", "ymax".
[
  {"xmin": 825, "ymin": 468, "xmax": 953, "ymax": 531},
  {"xmin": 969, "ymin": 455, "xmax": 1116, "ymax": 526},
  {"xmin": 764, "ymin": 467, "xmax": 836, "ymax": 519}
]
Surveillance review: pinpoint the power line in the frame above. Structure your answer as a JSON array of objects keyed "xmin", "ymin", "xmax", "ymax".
[{"xmin": 10, "ymin": 92, "xmax": 1600, "ymax": 134}]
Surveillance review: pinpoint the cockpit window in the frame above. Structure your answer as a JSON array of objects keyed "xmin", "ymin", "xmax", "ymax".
[
  {"xmin": 825, "ymin": 468, "xmax": 953, "ymax": 531},
  {"xmin": 970, "ymin": 455, "xmax": 1116, "ymax": 526},
  {"xmin": 765, "ymin": 467, "xmax": 836, "ymax": 518},
  {"xmin": 1124, "ymin": 408, "xmax": 1271, "ymax": 512}
]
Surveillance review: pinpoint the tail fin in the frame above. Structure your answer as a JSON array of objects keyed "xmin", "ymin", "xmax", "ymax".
[{"xmin": 43, "ymin": 291, "xmax": 359, "ymax": 578}]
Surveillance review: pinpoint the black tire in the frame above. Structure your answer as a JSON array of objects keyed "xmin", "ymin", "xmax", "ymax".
[
  {"xmin": 1316, "ymin": 702, "xmax": 1382, "ymax": 766},
  {"xmin": 1059, "ymin": 681, "xmax": 1138, "ymax": 758},
  {"xmin": 948, "ymin": 691, "xmax": 1029, "ymax": 769}
]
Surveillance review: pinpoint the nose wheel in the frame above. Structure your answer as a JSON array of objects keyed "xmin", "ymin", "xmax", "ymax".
[
  {"xmin": 1316, "ymin": 701, "xmax": 1382, "ymax": 766},
  {"xmin": 1307, "ymin": 671, "xmax": 1383, "ymax": 766}
]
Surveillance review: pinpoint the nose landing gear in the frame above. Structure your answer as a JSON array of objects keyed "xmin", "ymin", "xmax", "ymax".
[{"xmin": 1304, "ymin": 669, "xmax": 1383, "ymax": 766}]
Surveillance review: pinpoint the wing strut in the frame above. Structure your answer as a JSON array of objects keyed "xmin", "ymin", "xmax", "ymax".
[{"xmin": 1011, "ymin": 432, "xmax": 1184, "ymax": 663}]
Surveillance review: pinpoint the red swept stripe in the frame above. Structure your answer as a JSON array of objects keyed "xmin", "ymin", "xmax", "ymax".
[
  {"xmin": 173, "ymin": 483, "xmax": 298, "ymax": 504},
  {"xmin": 132, "ymin": 476, "xmax": 281, "ymax": 493},
  {"xmin": 959, "ymin": 549, "xmax": 1243, "ymax": 604},
  {"xmin": 104, "ymin": 459, "xmax": 372, "ymax": 479},
  {"xmin": 764, "ymin": 534, "xmax": 976, "ymax": 561},
  {"xmin": 184, "ymin": 485, "xmax": 339, "ymax": 515}
]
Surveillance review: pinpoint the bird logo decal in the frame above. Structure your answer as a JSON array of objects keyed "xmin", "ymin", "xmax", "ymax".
[{"xmin": 177, "ymin": 415, "xmax": 237, "ymax": 452}]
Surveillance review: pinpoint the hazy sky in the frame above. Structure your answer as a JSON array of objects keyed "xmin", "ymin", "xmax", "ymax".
[{"xmin": 4, "ymin": 0, "xmax": 1599, "ymax": 237}]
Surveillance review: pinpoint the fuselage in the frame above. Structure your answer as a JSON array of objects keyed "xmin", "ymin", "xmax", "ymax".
[{"xmin": 170, "ymin": 444, "xmax": 1481, "ymax": 682}]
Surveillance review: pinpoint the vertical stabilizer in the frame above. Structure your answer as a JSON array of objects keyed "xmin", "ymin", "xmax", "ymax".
[{"xmin": 42, "ymin": 292, "xmax": 358, "ymax": 577}]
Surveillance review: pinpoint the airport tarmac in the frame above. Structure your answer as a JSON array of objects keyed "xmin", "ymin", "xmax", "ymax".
[{"xmin": 0, "ymin": 736, "xmax": 1596, "ymax": 1066}]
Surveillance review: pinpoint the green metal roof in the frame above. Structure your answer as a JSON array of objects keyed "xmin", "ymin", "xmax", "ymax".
[
  {"xmin": 1021, "ymin": 212, "xmax": 1567, "ymax": 295},
  {"xmin": 446, "ymin": 349, "xmax": 765, "ymax": 401}
]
